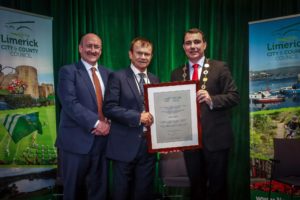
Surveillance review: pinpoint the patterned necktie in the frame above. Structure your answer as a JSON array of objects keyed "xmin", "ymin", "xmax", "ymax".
[
  {"xmin": 192, "ymin": 64, "xmax": 199, "ymax": 80},
  {"xmin": 138, "ymin": 73, "xmax": 145, "ymax": 96},
  {"xmin": 138, "ymin": 73, "xmax": 146, "ymax": 110},
  {"xmin": 91, "ymin": 67, "xmax": 105, "ymax": 121}
]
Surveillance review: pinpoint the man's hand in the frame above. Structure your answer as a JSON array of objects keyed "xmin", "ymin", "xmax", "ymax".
[
  {"xmin": 197, "ymin": 89, "xmax": 212, "ymax": 107},
  {"xmin": 92, "ymin": 119, "xmax": 111, "ymax": 136},
  {"xmin": 140, "ymin": 112, "xmax": 154, "ymax": 126}
]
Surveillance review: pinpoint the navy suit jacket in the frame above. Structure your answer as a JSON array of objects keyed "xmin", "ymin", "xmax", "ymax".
[
  {"xmin": 103, "ymin": 67, "xmax": 159, "ymax": 162},
  {"xmin": 56, "ymin": 61, "xmax": 110, "ymax": 154},
  {"xmin": 171, "ymin": 59, "xmax": 239, "ymax": 151}
]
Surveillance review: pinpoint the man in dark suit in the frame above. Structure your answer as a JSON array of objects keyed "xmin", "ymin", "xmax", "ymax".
[
  {"xmin": 103, "ymin": 37, "xmax": 159, "ymax": 200},
  {"xmin": 171, "ymin": 28, "xmax": 239, "ymax": 200},
  {"xmin": 56, "ymin": 33, "xmax": 111, "ymax": 200}
]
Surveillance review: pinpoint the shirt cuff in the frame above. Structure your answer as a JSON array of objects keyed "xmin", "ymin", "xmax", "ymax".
[
  {"xmin": 94, "ymin": 120, "xmax": 99, "ymax": 128},
  {"xmin": 209, "ymin": 102, "xmax": 214, "ymax": 110}
]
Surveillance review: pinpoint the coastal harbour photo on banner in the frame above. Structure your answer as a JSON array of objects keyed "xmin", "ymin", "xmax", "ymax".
[
  {"xmin": 249, "ymin": 14, "xmax": 300, "ymax": 199},
  {"xmin": 0, "ymin": 6, "xmax": 56, "ymax": 173}
]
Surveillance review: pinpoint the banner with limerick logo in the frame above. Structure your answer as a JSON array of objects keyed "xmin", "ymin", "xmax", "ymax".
[
  {"xmin": 0, "ymin": 7, "xmax": 57, "ymax": 171},
  {"xmin": 249, "ymin": 14, "xmax": 300, "ymax": 199}
]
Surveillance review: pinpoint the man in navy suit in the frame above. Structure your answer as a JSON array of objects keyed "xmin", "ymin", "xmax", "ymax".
[
  {"xmin": 56, "ymin": 33, "xmax": 111, "ymax": 200},
  {"xmin": 171, "ymin": 28, "xmax": 239, "ymax": 200},
  {"xmin": 103, "ymin": 37, "xmax": 159, "ymax": 200}
]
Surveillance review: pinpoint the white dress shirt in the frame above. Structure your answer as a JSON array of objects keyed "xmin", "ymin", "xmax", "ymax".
[
  {"xmin": 81, "ymin": 58, "xmax": 105, "ymax": 97},
  {"xmin": 189, "ymin": 56, "xmax": 206, "ymax": 80}
]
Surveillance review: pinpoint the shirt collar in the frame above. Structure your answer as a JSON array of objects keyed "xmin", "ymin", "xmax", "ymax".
[
  {"xmin": 81, "ymin": 58, "xmax": 98, "ymax": 71},
  {"xmin": 130, "ymin": 63, "xmax": 147, "ymax": 76},
  {"xmin": 188, "ymin": 56, "xmax": 205, "ymax": 70}
]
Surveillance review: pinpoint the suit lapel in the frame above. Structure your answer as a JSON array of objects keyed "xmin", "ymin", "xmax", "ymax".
[
  {"xmin": 98, "ymin": 65, "xmax": 108, "ymax": 87},
  {"xmin": 199, "ymin": 62, "xmax": 205, "ymax": 87},
  {"xmin": 181, "ymin": 63, "xmax": 190, "ymax": 81},
  {"xmin": 125, "ymin": 68, "xmax": 144, "ymax": 111},
  {"xmin": 147, "ymin": 73, "xmax": 157, "ymax": 84},
  {"xmin": 186, "ymin": 63, "xmax": 190, "ymax": 81},
  {"xmin": 76, "ymin": 61, "xmax": 98, "ymax": 105}
]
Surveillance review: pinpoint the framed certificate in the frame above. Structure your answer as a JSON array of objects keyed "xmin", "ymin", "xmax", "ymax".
[{"xmin": 144, "ymin": 81, "xmax": 202, "ymax": 153}]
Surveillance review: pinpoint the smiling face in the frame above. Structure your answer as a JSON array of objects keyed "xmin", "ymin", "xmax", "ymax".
[
  {"xmin": 129, "ymin": 40, "xmax": 153, "ymax": 72},
  {"xmin": 79, "ymin": 33, "xmax": 102, "ymax": 66},
  {"xmin": 183, "ymin": 32, "xmax": 207, "ymax": 63}
]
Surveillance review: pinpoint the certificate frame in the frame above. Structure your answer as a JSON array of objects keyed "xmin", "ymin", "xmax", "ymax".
[{"xmin": 144, "ymin": 80, "xmax": 202, "ymax": 153}]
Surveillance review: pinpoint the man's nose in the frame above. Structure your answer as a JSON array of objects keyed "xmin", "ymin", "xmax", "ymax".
[{"xmin": 191, "ymin": 42, "xmax": 196, "ymax": 48}]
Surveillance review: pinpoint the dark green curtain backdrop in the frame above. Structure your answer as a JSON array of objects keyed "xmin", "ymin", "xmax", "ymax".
[{"xmin": 1, "ymin": 0, "xmax": 300, "ymax": 199}]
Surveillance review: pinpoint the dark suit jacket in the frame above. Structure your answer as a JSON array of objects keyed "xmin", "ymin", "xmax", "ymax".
[
  {"xmin": 171, "ymin": 59, "xmax": 239, "ymax": 151},
  {"xmin": 56, "ymin": 60, "xmax": 111, "ymax": 154},
  {"xmin": 103, "ymin": 67, "xmax": 159, "ymax": 162}
]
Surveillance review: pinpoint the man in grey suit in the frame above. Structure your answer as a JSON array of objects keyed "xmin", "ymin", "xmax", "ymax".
[
  {"xmin": 56, "ymin": 33, "xmax": 111, "ymax": 200},
  {"xmin": 171, "ymin": 28, "xmax": 239, "ymax": 200},
  {"xmin": 103, "ymin": 37, "xmax": 159, "ymax": 200}
]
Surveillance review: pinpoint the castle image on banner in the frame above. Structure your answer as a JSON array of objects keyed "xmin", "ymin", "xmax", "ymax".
[{"xmin": 0, "ymin": 65, "xmax": 54, "ymax": 99}]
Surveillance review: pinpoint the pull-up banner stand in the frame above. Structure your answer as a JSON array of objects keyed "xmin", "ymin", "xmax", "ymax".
[
  {"xmin": 0, "ymin": 6, "xmax": 57, "ymax": 196},
  {"xmin": 249, "ymin": 14, "xmax": 300, "ymax": 200}
]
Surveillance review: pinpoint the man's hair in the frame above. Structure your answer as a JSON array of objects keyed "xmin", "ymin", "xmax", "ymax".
[
  {"xmin": 130, "ymin": 37, "xmax": 153, "ymax": 52},
  {"xmin": 183, "ymin": 28, "xmax": 206, "ymax": 43}
]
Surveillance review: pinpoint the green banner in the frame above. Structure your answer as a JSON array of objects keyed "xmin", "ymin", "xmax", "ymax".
[{"xmin": 0, "ymin": 7, "xmax": 56, "ymax": 169}]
